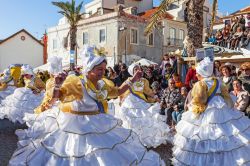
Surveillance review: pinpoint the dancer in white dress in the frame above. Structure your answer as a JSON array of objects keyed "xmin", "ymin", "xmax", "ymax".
[
  {"xmin": 0, "ymin": 65, "xmax": 45, "ymax": 124},
  {"xmin": 9, "ymin": 46, "xmax": 165, "ymax": 166},
  {"xmin": 0, "ymin": 65, "xmax": 22, "ymax": 103},
  {"xmin": 172, "ymin": 57, "xmax": 250, "ymax": 166},
  {"xmin": 114, "ymin": 63, "xmax": 170, "ymax": 148}
]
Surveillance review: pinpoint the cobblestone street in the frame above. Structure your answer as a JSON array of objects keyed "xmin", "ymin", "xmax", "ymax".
[
  {"xmin": 0, "ymin": 119, "xmax": 27, "ymax": 166},
  {"xmin": 0, "ymin": 118, "xmax": 173, "ymax": 166}
]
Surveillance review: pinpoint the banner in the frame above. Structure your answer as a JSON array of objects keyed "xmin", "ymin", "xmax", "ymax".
[
  {"xmin": 195, "ymin": 47, "xmax": 214, "ymax": 62},
  {"xmin": 70, "ymin": 50, "xmax": 75, "ymax": 63}
]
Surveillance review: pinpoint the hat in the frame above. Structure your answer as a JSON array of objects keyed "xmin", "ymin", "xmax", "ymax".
[
  {"xmin": 128, "ymin": 63, "xmax": 140, "ymax": 76},
  {"xmin": 81, "ymin": 45, "xmax": 106, "ymax": 74},
  {"xmin": 196, "ymin": 57, "xmax": 214, "ymax": 78},
  {"xmin": 240, "ymin": 62, "xmax": 250, "ymax": 70},
  {"xmin": 21, "ymin": 65, "xmax": 34, "ymax": 76},
  {"xmin": 47, "ymin": 56, "xmax": 63, "ymax": 75}
]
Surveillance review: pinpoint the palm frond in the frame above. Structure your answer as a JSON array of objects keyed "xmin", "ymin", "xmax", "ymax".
[
  {"xmin": 145, "ymin": 0, "xmax": 176, "ymax": 35},
  {"xmin": 52, "ymin": 0, "xmax": 83, "ymax": 26}
]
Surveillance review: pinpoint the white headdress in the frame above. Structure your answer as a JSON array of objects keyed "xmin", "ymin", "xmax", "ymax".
[
  {"xmin": 21, "ymin": 64, "xmax": 34, "ymax": 76},
  {"xmin": 128, "ymin": 63, "xmax": 139, "ymax": 76},
  {"xmin": 81, "ymin": 45, "xmax": 106, "ymax": 74},
  {"xmin": 196, "ymin": 57, "xmax": 214, "ymax": 78},
  {"xmin": 47, "ymin": 56, "xmax": 63, "ymax": 75},
  {"xmin": 0, "ymin": 69, "xmax": 11, "ymax": 83}
]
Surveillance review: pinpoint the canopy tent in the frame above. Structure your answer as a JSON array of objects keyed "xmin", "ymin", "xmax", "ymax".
[
  {"xmin": 182, "ymin": 43, "xmax": 248, "ymax": 62},
  {"xmin": 132, "ymin": 58, "xmax": 158, "ymax": 66}
]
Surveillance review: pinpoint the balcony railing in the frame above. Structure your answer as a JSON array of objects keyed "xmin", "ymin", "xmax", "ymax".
[{"xmin": 165, "ymin": 38, "xmax": 184, "ymax": 47}]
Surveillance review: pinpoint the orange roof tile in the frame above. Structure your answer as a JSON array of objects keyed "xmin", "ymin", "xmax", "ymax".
[{"xmin": 138, "ymin": 7, "xmax": 174, "ymax": 20}]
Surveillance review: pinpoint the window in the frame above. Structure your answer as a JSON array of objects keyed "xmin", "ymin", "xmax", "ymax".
[
  {"xmin": 117, "ymin": 0, "xmax": 124, "ymax": 4},
  {"xmin": 179, "ymin": 29, "xmax": 185, "ymax": 41},
  {"xmin": 53, "ymin": 39, "xmax": 58, "ymax": 50},
  {"xmin": 169, "ymin": 28, "xmax": 176, "ymax": 39},
  {"xmin": 130, "ymin": 28, "xmax": 138, "ymax": 44},
  {"xmin": 83, "ymin": 32, "xmax": 88, "ymax": 45},
  {"xmin": 99, "ymin": 29, "xmax": 106, "ymax": 43},
  {"xmin": 62, "ymin": 37, "xmax": 68, "ymax": 48},
  {"xmin": 169, "ymin": 28, "xmax": 176, "ymax": 45},
  {"xmin": 147, "ymin": 33, "xmax": 154, "ymax": 46}
]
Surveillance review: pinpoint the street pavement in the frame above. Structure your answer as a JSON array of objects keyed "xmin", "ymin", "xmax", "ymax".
[{"xmin": 0, "ymin": 119, "xmax": 27, "ymax": 166}]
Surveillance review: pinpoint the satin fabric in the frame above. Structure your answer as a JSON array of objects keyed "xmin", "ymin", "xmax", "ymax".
[
  {"xmin": 0, "ymin": 87, "xmax": 44, "ymax": 123},
  {"xmin": 114, "ymin": 93, "xmax": 171, "ymax": 148},
  {"xmin": 172, "ymin": 93, "xmax": 250, "ymax": 166}
]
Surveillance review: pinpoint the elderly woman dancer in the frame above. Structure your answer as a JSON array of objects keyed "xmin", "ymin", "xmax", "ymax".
[
  {"xmin": 9, "ymin": 46, "xmax": 164, "ymax": 166},
  {"xmin": 172, "ymin": 57, "xmax": 250, "ymax": 166}
]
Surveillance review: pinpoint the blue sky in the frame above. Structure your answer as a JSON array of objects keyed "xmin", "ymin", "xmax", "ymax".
[{"xmin": 0, "ymin": 0, "xmax": 249, "ymax": 39}]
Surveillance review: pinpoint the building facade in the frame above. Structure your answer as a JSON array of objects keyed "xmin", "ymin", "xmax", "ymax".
[
  {"xmin": 47, "ymin": 0, "xmax": 190, "ymax": 67},
  {"xmin": 0, "ymin": 29, "xmax": 44, "ymax": 71}
]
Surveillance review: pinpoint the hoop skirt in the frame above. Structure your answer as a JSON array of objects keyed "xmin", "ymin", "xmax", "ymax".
[
  {"xmin": 172, "ymin": 94, "xmax": 250, "ymax": 166},
  {"xmin": 10, "ymin": 109, "xmax": 165, "ymax": 166},
  {"xmin": 0, "ymin": 87, "xmax": 44, "ymax": 123},
  {"xmin": 114, "ymin": 93, "xmax": 170, "ymax": 148},
  {"xmin": 0, "ymin": 86, "xmax": 16, "ymax": 103}
]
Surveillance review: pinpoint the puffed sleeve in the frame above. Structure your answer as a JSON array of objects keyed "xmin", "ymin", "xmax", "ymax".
[
  {"xmin": 103, "ymin": 78, "xmax": 119, "ymax": 99},
  {"xmin": 34, "ymin": 78, "xmax": 54, "ymax": 114},
  {"xmin": 34, "ymin": 77, "xmax": 46, "ymax": 91},
  {"xmin": 191, "ymin": 81, "xmax": 208, "ymax": 115},
  {"xmin": 221, "ymin": 83, "xmax": 234, "ymax": 109},
  {"xmin": 143, "ymin": 78, "xmax": 154, "ymax": 97},
  {"xmin": 0, "ymin": 83, "xmax": 7, "ymax": 91},
  {"xmin": 59, "ymin": 75, "xmax": 83, "ymax": 102}
]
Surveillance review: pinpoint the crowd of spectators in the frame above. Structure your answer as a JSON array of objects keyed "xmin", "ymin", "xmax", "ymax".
[
  {"xmin": 206, "ymin": 15, "xmax": 250, "ymax": 50},
  {"xmin": 33, "ymin": 56, "xmax": 250, "ymax": 128},
  {"xmin": 105, "ymin": 55, "xmax": 250, "ymax": 128}
]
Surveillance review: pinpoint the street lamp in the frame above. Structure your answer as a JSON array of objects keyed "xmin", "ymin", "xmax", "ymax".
[{"xmin": 119, "ymin": 26, "xmax": 128, "ymax": 64}]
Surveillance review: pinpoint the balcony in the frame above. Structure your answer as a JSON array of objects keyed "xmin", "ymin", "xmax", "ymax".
[{"xmin": 165, "ymin": 38, "xmax": 184, "ymax": 47}]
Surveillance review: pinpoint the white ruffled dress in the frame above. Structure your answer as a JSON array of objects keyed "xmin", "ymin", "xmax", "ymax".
[
  {"xmin": 9, "ymin": 78, "xmax": 165, "ymax": 166},
  {"xmin": 115, "ymin": 87, "xmax": 170, "ymax": 148},
  {"xmin": 0, "ymin": 87, "xmax": 44, "ymax": 123},
  {"xmin": 0, "ymin": 81, "xmax": 16, "ymax": 103},
  {"xmin": 172, "ymin": 79, "xmax": 250, "ymax": 166}
]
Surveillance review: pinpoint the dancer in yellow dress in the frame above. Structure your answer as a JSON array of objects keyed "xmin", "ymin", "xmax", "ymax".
[
  {"xmin": 9, "ymin": 45, "xmax": 165, "ymax": 166},
  {"xmin": 172, "ymin": 57, "xmax": 250, "ymax": 166}
]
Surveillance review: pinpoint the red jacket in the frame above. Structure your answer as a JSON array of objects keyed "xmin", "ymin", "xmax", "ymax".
[{"xmin": 185, "ymin": 67, "xmax": 198, "ymax": 88}]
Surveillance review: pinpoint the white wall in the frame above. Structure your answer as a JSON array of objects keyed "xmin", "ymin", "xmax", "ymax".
[
  {"xmin": 0, "ymin": 31, "xmax": 43, "ymax": 71},
  {"xmin": 85, "ymin": 0, "xmax": 102, "ymax": 16},
  {"xmin": 47, "ymin": 14, "xmax": 119, "ymax": 68},
  {"xmin": 47, "ymin": 24, "xmax": 71, "ymax": 65},
  {"xmin": 163, "ymin": 19, "xmax": 187, "ymax": 45}
]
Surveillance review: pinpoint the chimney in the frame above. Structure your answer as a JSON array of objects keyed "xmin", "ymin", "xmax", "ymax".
[{"xmin": 42, "ymin": 31, "xmax": 48, "ymax": 64}]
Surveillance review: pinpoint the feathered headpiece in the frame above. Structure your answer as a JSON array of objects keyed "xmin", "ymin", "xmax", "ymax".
[
  {"xmin": 47, "ymin": 56, "xmax": 63, "ymax": 75},
  {"xmin": 81, "ymin": 45, "xmax": 106, "ymax": 74},
  {"xmin": 196, "ymin": 57, "xmax": 214, "ymax": 78}
]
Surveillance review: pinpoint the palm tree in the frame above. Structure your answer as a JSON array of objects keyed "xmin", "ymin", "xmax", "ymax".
[
  {"xmin": 210, "ymin": 0, "xmax": 218, "ymax": 36},
  {"xmin": 145, "ymin": 0, "xmax": 206, "ymax": 57},
  {"xmin": 52, "ymin": 0, "xmax": 84, "ymax": 70}
]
